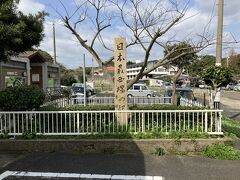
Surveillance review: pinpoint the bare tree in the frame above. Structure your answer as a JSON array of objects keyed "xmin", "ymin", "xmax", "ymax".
[
  {"xmin": 111, "ymin": 0, "xmax": 212, "ymax": 88},
  {"xmin": 54, "ymin": 0, "xmax": 212, "ymax": 89},
  {"xmin": 163, "ymin": 42, "xmax": 197, "ymax": 105}
]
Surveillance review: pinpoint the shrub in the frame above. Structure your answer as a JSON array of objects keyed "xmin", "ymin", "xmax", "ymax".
[
  {"xmin": 22, "ymin": 131, "xmax": 37, "ymax": 139},
  {"xmin": 130, "ymin": 104, "xmax": 204, "ymax": 110},
  {"xmin": 39, "ymin": 104, "xmax": 204, "ymax": 111},
  {"xmin": 203, "ymin": 144, "xmax": 240, "ymax": 160},
  {"xmin": 0, "ymin": 85, "xmax": 45, "ymax": 111},
  {"xmin": 39, "ymin": 104, "xmax": 115, "ymax": 111}
]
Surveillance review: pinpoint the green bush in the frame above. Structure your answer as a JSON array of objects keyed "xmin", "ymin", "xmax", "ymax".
[
  {"xmin": 22, "ymin": 131, "xmax": 37, "ymax": 139},
  {"xmin": 0, "ymin": 85, "xmax": 45, "ymax": 111},
  {"xmin": 39, "ymin": 104, "xmax": 204, "ymax": 111},
  {"xmin": 39, "ymin": 104, "xmax": 115, "ymax": 111},
  {"xmin": 129, "ymin": 104, "xmax": 204, "ymax": 110},
  {"xmin": 203, "ymin": 144, "xmax": 240, "ymax": 160}
]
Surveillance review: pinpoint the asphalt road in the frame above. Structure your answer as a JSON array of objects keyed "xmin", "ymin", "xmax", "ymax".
[
  {"xmin": 192, "ymin": 89, "xmax": 240, "ymax": 120},
  {"xmin": 220, "ymin": 91, "xmax": 240, "ymax": 120},
  {"xmin": 1, "ymin": 152, "xmax": 240, "ymax": 180}
]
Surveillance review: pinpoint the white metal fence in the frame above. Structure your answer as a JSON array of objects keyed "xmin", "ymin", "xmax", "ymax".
[
  {"xmin": 0, "ymin": 110, "xmax": 223, "ymax": 136},
  {"xmin": 43, "ymin": 96, "xmax": 172, "ymax": 108},
  {"xmin": 180, "ymin": 97, "xmax": 204, "ymax": 107}
]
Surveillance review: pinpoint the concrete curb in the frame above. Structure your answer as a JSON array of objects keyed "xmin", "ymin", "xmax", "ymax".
[{"xmin": 0, "ymin": 138, "xmax": 232, "ymax": 154}]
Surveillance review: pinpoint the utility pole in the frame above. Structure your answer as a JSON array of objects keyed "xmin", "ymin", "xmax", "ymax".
[
  {"xmin": 83, "ymin": 54, "xmax": 86, "ymax": 106},
  {"xmin": 91, "ymin": 58, "xmax": 94, "ymax": 81},
  {"xmin": 53, "ymin": 22, "xmax": 57, "ymax": 64},
  {"xmin": 216, "ymin": 0, "xmax": 224, "ymax": 66},
  {"xmin": 227, "ymin": 56, "xmax": 229, "ymax": 68}
]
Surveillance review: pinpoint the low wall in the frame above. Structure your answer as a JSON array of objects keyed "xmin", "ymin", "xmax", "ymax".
[{"xmin": 0, "ymin": 138, "xmax": 232, "ymax": 155}]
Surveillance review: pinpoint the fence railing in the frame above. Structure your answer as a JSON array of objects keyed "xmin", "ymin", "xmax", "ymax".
[
  {"xmin": 43, "ymin": 96, "xmax": 172, "ymax": 108},
  {"xmin": 0, "ymin": 110, "xmax": 223, "ymax": 136},
  {"xmin": 180, "ymin": 97, "xmax": 204, "ymax": 107}
]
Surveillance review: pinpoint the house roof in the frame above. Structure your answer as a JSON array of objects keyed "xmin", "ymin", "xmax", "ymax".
[
  {"xmin": 19, "ymin": 51, "xmax": 35, "ymax": 58},
  {"xmin": 18, "ymin": 51, "xmax": 46, "ymax": 63},
  {"xmin": 104, "ymin": 66, "xmax": 114, "ymax": 71}
]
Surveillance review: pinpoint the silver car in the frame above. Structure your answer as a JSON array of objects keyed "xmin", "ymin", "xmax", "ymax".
[
  {"xmin": 127, "ymin": 84, "xmax": 154, "ymax": 98},
  {"xmin": 233, "ymin": 84, "xmax": 240, "ymax": 91}
]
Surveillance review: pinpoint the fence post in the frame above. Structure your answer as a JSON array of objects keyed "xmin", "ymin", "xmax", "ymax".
[
  {"xmin": 218, "ymin": 111, "xmax": 222, "ymax": 133},
  {"xmin": 215, "ymin": 111, "xmax": 218, "ymax": 133},
  {"xmin": 77, "ymin": 113, "xmax": 80, "ymax": 134},
  {"xmin": 205, "ymin": 112, "xmax": 208, "ymax": 132},
  {"xmin": 142, "ymin": 112, "xmax": 145, "ymax": 132},
  {"xmin": 13, "ymin": 114, "xmax": 16, "ymax": 138}
]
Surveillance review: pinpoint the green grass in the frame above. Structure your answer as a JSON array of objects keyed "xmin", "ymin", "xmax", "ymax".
[
  {"xmin": 203, "ymin": 144, "xmax": 240, "ymax": 160},
  {"xmin": 222, "ymin": 116, "xmax": 240, "ymax": 138}
]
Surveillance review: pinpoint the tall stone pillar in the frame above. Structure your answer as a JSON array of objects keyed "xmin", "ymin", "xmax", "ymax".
[{"xmin": 114, "ymin": 37, "xmax": 128, "ymax": 124}]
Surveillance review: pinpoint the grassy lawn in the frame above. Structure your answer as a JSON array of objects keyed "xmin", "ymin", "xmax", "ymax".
[{"xmin": 222, "ymin": 116, "xmax": 240, "ymax": 138}]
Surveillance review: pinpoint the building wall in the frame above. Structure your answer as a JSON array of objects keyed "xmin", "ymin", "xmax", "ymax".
[{"xmin": 127, "ymin": 66, "xmax": 177, "ymax": 79}]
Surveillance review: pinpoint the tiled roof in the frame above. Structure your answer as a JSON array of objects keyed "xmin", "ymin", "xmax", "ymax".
[
  {"xmin": 104, "ymin": 66, "xmax": 114, "ymax": 71},
  {"xmin": 18, "ymin": 51, "xmax": 46, "ymax": 63},
  {"xmin": 18, "ymin": 51, "xmax": 37, "ymax": 58}
]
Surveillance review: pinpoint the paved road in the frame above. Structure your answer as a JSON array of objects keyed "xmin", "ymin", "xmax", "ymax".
[
  {"xmin": 193, "ymin": 89, "xmax": 240, "ymax": 120},
  {"xmin": 221, "ymin": 91, "xmax": 240, "ymax": 120},
  {"xmin": 1, "ymin": 152, "xmax": 240, "ymax": 180}
]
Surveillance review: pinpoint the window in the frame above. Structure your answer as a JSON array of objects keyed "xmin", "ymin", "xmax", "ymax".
[
  {"xmin": 133, "ymin": 85, "xmax": 140, "ymax": 90},
  {"xmin": 142, "ymin": 86, "xmax": 148, "ymax": 90}
]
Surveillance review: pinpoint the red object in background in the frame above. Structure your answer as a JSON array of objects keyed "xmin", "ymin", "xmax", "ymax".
[{"xmin": 104, "ymin": 66, "xmax": 114, "ymax": 71}]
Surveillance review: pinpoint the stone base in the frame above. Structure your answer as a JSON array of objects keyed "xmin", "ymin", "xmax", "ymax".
[{"xmin": 0, "ymin": 138, "xmax": 233, "ymax": 155}]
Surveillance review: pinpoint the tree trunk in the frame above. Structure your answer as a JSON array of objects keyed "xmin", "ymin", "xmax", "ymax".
[
  {"xmin": 172, "ymin": 77, "xmax": 177, "ymax": 105},
  {"xmin": 172, "ymin": 68, "xmax": 183, "ymax": 106}
]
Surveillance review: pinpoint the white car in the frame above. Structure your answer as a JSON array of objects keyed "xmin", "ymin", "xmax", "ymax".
[
  {"xmin": 156, "ymin": 80, "xmax": 163, "ymax": 87},
  {"xmin": 199, "ymin": 84, "xmax": 205, "ymax": 89},
  {"xmin": 128, "ymin": 84, "xmax": 155, "ymax": 98},
  {"xmin": 233, "ymin": 84, "xmax": 240, "ymax": 91}
]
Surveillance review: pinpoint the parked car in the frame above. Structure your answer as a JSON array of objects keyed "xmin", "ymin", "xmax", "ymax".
[
  {"xmin": 233, "ymin": 84, "xmax": 240, "ymax": 91},
  {"xmin": 190, "ymin": 78, "xmax": 200, "ymax": 87},
  {"xmin": 128, "ymin": 84, "xmax": 155, "ymax": 98},
  {"xmin": 70, "ymin": 87, "xmax": 91, "ymax": 98},
  {"xmin": 165, "ymin": 87, "xmax": 195, "ymax": 100},
  {"xmin": 226, "ymin": 82, "xmax": 237, "ymax": 90},
  {"xmin": 156, "ymin": 80, "xmax": 163, "ymax": 87},
  {"xmin": 199, "ymin": 84, "xmax": 205, "ymax": 89},
  {"xmin": 72, "ymin": 83, "xmax": 96, "ymax": 96},
  {"xmin": 164, "ymin": 82, "xmax": 172, "ymax": 89},
  {"xmin": 199, "ymin": 84, "xmax": 211, "ymax": 89}
]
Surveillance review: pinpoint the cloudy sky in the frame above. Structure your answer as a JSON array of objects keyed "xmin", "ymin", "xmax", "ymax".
[{"xmin": 18, "ymin": 0, "xmax": 240, "ymax": 68}]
